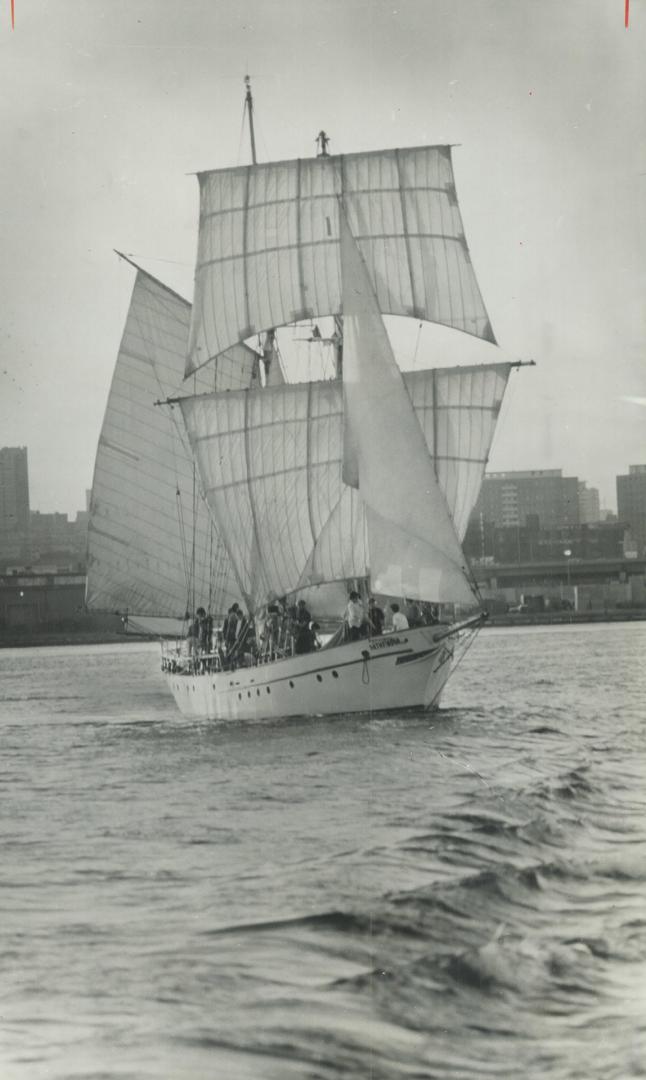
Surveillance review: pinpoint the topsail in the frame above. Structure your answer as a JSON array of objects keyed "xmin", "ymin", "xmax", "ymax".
[{"xmin": 187, "ymin": 145, "xmax": 495, "ymax": 377}]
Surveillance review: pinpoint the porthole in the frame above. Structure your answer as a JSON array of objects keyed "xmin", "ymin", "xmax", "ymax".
[
  {"xmin": 256, "ymin": 689, "xmax": 260, "ymax": 696},
  {"xmin": 266, "ymin": 687, "xmax": 271, "ymax": 694},
  {"xmin": 332, "ymin": 670, "xmax": 339, "ymax": 678},
  {"xmin": 289, "ymin": 680, "xmax": 295, "ymax": 688},
  {"xmin": 316, "ymin": 674, "xmax": 323, "ymax": 683},
  {"xmin": 247, "ymin": 691, "xmax": 251, "ymax": 698},
  {"xmin": 238, "ymin": 693, "xmax": 242, "ymax": 700}
]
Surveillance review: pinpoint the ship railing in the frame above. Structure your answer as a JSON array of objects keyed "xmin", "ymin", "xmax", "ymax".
[
  {"xmin": 257, "ymin": 629, "xmax": 295, "ymax": 664},
  {"xmin": 160, "ymin": 639, "xmax": 225, "ymax": 675}
]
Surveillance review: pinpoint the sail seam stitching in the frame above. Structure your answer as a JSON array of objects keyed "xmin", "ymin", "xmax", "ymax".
[
  {"xmin": 395, "ymin": 148, "xmax": 419, "ymax": 317},
  {"xmin": 197, "ymin": 232, "xmax": 469, "ymax": 269},
  {"xmin": 199, "ymin": 185, "xmax": 452, "ymax": 221},
  {"xmin": 296, "ymin": 158, "xmax": 308, "ymax": 319}
]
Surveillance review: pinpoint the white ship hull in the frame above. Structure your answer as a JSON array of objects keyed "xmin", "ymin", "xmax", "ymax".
[{"xmin": 165, "ymin": 625, "xmax": 458, "ymax": 722}]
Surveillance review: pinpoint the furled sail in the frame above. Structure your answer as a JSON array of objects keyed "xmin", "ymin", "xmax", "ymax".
[
  {"xmin": 339, "ymin": 212, "xmax": 476, "ymax": 605},
  {"xmin": 86, "ymin": 265, "xmax": 249, "ymax": 617},
  {"xmin": 187, "ymin": 145, "xmax": 495, "ymax": 377},
  {"xmin": 178, "ymin": 356, "xmax": 510, "ymax": 610}
]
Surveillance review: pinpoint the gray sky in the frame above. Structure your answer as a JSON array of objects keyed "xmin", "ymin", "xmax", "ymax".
[{"xmin": 1, "ymin": 0, "xmax": 644, "ymax": 515}]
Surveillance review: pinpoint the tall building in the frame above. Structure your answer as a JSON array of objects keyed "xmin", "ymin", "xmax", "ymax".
[
  {"xmin": 578, "ymin": 481, "xmax": 601, "ymax": 524},
  {"xmin": 617, "ymin": 465, "xmax": 646, "ymax": 556},
  {"xmin": 472, "ymin": 469, "xmax": 580, "ymax": 531},
  {"xmin": 0, "ymin": 447, "xmax": 30, "ymax": 563},
  {"xmin": 30, "ymin": 511, "xmax": 72, "ymax": 556}
]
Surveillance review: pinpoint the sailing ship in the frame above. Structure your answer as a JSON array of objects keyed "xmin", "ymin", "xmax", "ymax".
[{"xmin": 86, "ymin": 81, "xmax": 526, "ymax": 721}]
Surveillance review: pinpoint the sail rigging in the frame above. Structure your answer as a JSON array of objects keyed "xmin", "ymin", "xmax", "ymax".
[
  {"xmin": 80, "ymin": 64, "xmax": 536, "ymax": 725},
  {"xmin": 88, "ymin": 130, "xmax": 514, "ymax": 623},
  {"xmin": 186, "ymin": 144, "xmax": 495, "ymax": 377},
  {"xmin": 85, "ymin": 265, "xmax": 250, "ymax": 617},
  {"xmin": 177, "ymin": 354, "xmax": 510, "ymax": 611}
]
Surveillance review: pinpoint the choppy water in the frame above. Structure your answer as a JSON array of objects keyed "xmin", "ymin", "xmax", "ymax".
[{"xmin": 1, "ymin": 623, "xmax": 645, "ymax": 1080}]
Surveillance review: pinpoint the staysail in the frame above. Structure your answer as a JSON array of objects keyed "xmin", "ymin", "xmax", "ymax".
[
  {"xmin": 86, "ymin": 265, "xmax": 251, "ymax": 617},
  {"xmin": 339, "ymin": 212, "xmax": 476, "ymax": 604},
  {"xmin": 187, "ymin": 145, "xmax": 495, "ymax": 376}
]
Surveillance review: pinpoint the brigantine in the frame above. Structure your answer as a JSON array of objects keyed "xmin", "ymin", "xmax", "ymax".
[{"xmin": 86, "ymin": 85, "xmax": 529, "ymax": 721}]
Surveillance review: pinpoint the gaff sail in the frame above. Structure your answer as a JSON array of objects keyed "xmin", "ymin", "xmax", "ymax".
[{"xmin": 85, "ymin": 266, "xmax": 251, "ymax": 617}]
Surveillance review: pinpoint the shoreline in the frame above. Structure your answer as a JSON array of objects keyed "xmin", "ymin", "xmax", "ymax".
[
  {"xmin": 0, "ymin": 631, "xmax": 152, "ymax": 649},
  {"xmin": 1, "ymin": 609, "xmax": 646, "ymax": 649},
  {"xmin": 485, "ymin": 610, "xmax": 646, "ymax": 627}
]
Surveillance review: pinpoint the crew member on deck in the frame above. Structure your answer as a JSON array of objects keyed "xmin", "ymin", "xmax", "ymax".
[
  {"xmin": 263, "ymin": 603, "xmax": 280, "ymax": 658},
  {"xmin": 223, "ymin": 603, "xmax": 241, "ymax": 652},
  {"xmin": 187, "ymin": 606, "xmax": 206, "ymax": 655},
  {"xmin": 344, "ymin": 591, "xmax": 366, "ymax": 641},
  {"xmin": 389, "ymin": 603, "xmax": 409, "ymax": 632},
  {"xmin": 200, "ymin": 611, "xmax": 213, "ymax": 652},
  {"xmin": 294, "ymin": 619, "xmax": 320, "ymax": 655},
  {"xmin": 296, "ymin": 599, "xmax": 312, "ymax": 626},
  {"xmin": 405, "ymin": 597, "xmax": 423, "ymax": 628},
  {"xmin": 367, "ymin": 596, "xmax": 385, "ymax": 635},
  {"xmin": 421, "ymin": 601, "xmax": 439, "ymax": 625}
]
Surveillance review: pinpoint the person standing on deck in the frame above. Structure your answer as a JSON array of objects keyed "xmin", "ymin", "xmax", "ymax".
[
  {"xmin": 223, "ymin": 603, "xmax": 241, "ymax": 653},
  {"xmin": 344, "ymin": 591, "xmax": 365, "ymax": 641},
  {"xmin": 199, "ymin": 611, "xmax": 213, "ymax": 653},
  {"xmin": 294, "ymin": 618, "xmax": 319, "ymax": 655},
  {"xmin": 187, "ymin": 606, "xmax": 206, "ymax": 656},
  {"xmin": 405, "ymin": 597, "xmax": 423, "ymax": 628},
  {"xmin": 263, "ymin": 603, "xmax": 280, "ymax": 658},
  {"xmin": 296, "ymin": 599, "xmax": 311, "ymax": 627},
  {"xmin": 367, "ymin": 597, "xmax": 385, "ymax": 635}
]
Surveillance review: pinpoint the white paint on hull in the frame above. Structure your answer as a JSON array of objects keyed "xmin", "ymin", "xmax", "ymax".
[{"xmin": 166, "ymin": 626, "xmax": 455, "ymax": 722}]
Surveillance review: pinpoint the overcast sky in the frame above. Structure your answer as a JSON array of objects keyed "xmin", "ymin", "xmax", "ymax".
[{"xmin": 1, "ymin": 0, "xmax": 644, "ymax": 515}]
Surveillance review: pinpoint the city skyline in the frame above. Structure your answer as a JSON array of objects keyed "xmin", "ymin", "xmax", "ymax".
[
  {"xmin": 3, "ymin": 440, "xmax": 644, "ymax": 576},
  {"xmin": 1, "ymin": 1, "xmax": 644, "ymax": 516},
  {"xmin": 1, "ymin": 440, "xmax": 633, "ymax": 521}
]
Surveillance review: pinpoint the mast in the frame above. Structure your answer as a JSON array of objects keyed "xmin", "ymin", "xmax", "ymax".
[{"xmin": 244, "ymin": 75, "xmax": 257, "ymax": 166}]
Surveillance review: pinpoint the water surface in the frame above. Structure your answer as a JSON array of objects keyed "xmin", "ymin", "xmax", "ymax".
[{"xmin": 1, "ymin": 624, "xmax": 645, "ymax": 1079}]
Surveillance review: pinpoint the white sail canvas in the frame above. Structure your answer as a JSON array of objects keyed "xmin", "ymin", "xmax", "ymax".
[
  {"xmin": 339, "ymin": 212, "xmax": 477, "ymax": 605},
  {"xmin": 187, "ymin": 146, "xmax": 495, "ymax": 377}
]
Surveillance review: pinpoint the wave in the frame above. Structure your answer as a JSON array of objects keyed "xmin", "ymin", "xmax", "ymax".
[
  {"xmin": 528, "ymin": 764, "xmax": 596, "ymax": 803},
  {"xmin": 204, "ymin": 909, "xmax": 375, "ymax": 939},
  {"xmin": 540, "ymin": 852, "xmax": 646, "ymax": 884}
]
